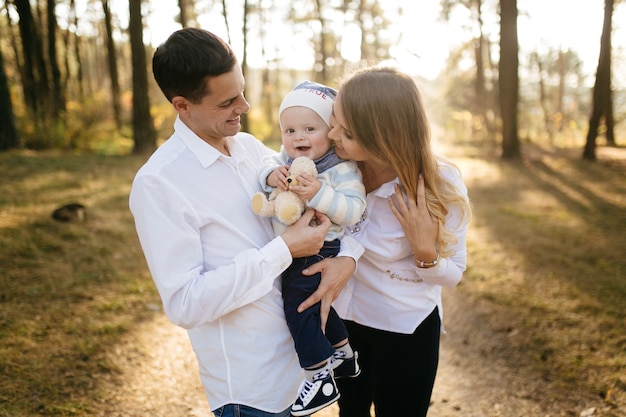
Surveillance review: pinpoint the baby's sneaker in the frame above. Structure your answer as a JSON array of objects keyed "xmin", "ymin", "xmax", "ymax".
[
  {"xmin": 331, "ymin": 350, "xmax": 361, "ymax": 379},
  {"xmin": 290, "ymin": 368, "xmax": 339, "ymax": 416}
]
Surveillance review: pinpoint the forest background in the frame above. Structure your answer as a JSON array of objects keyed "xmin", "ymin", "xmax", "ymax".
[
  {"xmin": 0, "ymin": 0, "xmax": 625, "ymax": 416},
  {"xmin": 1, "ymin": 0, "xmax": 625, "ymax": 156}
]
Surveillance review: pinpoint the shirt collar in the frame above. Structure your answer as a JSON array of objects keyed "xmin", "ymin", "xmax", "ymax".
[
  {"xmin": 174, "ymin": 116, "xmax": 248, "ymax": 168},
  {"xmin": 371, "ymin": 177, "xmax": 400, "ymax": 198},
  {"xmin": 286, "ymin": 148, "xmax": 343, "ymax": 174}
]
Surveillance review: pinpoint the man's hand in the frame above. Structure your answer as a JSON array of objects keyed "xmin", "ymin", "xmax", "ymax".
[
  {"xmin": 281, "ymin": 209, "xmax": 331, "ymax": 258},
  {"xmin": 298, "ymin": 256, "xmax": 356, "ymax": 331}
]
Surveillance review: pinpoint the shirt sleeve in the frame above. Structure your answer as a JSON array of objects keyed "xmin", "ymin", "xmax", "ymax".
[
  {"xmin": 129, "ymin": 173, "xmax": 292, "ymax": 329},
  {"xmin": 338, "ymin": 234, "xmax": 365, "ymax": 261},
  {"xmin": 308, "ymin": 161, "xmax": 366, "ymax": 226}
]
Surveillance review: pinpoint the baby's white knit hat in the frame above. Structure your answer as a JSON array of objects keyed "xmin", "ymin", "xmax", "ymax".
[{"xmin": 279, "ymin": 81, "xmax": 337, "ymax": 128}]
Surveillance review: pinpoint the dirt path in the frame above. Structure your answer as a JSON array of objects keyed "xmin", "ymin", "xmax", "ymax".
[
  {"xmin": 95, "ymin": 312, "xmax": 211, "ymax": 417},
  {"xmin": 94, "ymin": 286, "xmax": 617, "ymax": 417}
]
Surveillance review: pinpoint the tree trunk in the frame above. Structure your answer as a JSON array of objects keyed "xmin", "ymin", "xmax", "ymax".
[
  {"xmin": 605, "ymin": 85, "xmax": 615, "ymax": 146},
  {"xmin": 240, "ymin": 0, "xmax": 250, "ymax": 133},
  {"xmin": 102, "ymin": 0, "xmax": 122, "ymax": 130},
  {"xmin": 3, "ymin": 2, "xmax": 23, "ymax": 89},
  {"xmin": 533, "ymin": 52, "xmax": 554, "ymax": 143},
  {"xmin": 313, "ymin": 0, "xmax": 328, "ymax": 82},
  {"xmin": 47, "ymin": 0, "xmax": 65, "ymax": 119},
  {"xmin": 357, "ymin": 0, "xmax": 366, "ymax": 61},
  {"xmin": 61, "ymin": 24, "xmax": 71, "ymax": 93},
  {"xmin": 556, "ymin": 49, "xmax": 565, "ymax": 132},
  {"xmin": 178, "ymin": 0, "xmax": 189, "ymax": 27},
  {"xmin": 583, "ymin": 0, "xmax": 613, "ymax": 160},
  {"xmin": 178, "ymin": 0, "xmax": 196, "ymax": 28},
  {"xmin": 129, "ymin": 0, "xmax": 156, "ymax": 154},
  {"xmin": 69, "ymin": 0, "xmax": 84, "ymax": 100},
  {"xmin": 474, "ymin": 26, "xmax": 486, "ymax": 113},
  {"xmin": 498, "ymin": 0, "xmax": 520, "ymax": 159},
  {"xmin": 257, "ymin": 3, "xmax": 277, "ymax": 138},
  {"xmin": 14, "ymin": 0, "xmax": 49, "ymax": 120},
  {"xmin": 221, "ymin": 0, "xmax": 232, "ymax": 44},
  {"xmin": 0, "ymin": 46, "xmax": 20, "ymax": 151}
]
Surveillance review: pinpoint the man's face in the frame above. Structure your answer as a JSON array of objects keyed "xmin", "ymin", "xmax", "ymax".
[{"xmin": 175, "ymin": 65, "xmax": 250, "ymax": 145}]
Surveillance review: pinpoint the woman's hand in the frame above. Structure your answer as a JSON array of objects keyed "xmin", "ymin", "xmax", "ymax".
[
  {"xmin": 298, "ymin": 256, "xmax": 356, "ymax": 332},
  {"xmin": 388, "ymin": 174, "xmax": 438, "ymax": 261}
]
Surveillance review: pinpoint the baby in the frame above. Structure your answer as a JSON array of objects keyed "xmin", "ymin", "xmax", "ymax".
[{"xmin": 256, "ymin": 81, "xmax": 366, "ymax": 416}]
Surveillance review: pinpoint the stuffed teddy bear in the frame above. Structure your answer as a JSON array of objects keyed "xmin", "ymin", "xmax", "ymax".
[{"xmin": 251, "ymin": 156, "xmax": 318, "ymax": 225}]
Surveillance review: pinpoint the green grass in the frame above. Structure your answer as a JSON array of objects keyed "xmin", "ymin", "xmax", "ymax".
[
  {"xmin": 452, "ymin": 143, "xmax": 626, "ymax": 412},
  {"xmin": 0, "ymin": 150, "xmax": 161, "ymax": 416},
  {"xmin": 0, "ymin": 142, "xmax": 624, "ymax": 415}
]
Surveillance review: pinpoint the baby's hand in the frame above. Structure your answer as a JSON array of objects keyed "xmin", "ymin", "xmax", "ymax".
[
  {"xmin": 267, "ymin": 166, "xmax": 290, "ymax": 191},
  {"xmin": 287, "ymin": 173, "xmax": 321, "ymax": 201}
]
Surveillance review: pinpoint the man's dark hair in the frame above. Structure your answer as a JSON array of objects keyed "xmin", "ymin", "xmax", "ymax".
[{"xmin": 152, "ymin": 28, "xmax": 237, "ymax": 103}]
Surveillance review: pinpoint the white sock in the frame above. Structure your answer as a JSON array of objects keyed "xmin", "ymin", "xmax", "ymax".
[
  {"xmin": 335, "ymin": 341, "xmax": 354, "ymax": 359},
  {"xmin": 304, "ymin": 359, "xmax": 331, "ymax": 381}
]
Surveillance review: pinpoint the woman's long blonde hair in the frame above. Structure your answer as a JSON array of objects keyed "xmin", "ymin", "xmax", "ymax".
[{"xmin": 339, "ymin": 66, "xmax": 471, "ymax": 256}]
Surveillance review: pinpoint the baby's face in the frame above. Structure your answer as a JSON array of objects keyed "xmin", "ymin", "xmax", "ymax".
[{"xmin": 280, "ymin": 106, "xmax": 331, "ymax": 160}]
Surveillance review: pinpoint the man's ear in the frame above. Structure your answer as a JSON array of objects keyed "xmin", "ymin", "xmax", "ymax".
[{"xmin": 172, "ymin": 96, "xmax": 190, "ymax": 115}]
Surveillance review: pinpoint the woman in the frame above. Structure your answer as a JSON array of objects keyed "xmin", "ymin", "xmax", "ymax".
[{"xmin": 329, "ymin": 66, "xmax": 472, "ymax": 417}]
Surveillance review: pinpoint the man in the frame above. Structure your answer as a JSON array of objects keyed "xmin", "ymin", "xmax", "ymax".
[{"xmin": 129, "ymin": 28, "xmax": 360, "ymax": 417}]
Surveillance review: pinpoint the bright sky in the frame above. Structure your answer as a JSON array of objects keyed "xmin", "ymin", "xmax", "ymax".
[{"xmin": 105, "ymin": 0, "xmax": 623, "ymax": 83}]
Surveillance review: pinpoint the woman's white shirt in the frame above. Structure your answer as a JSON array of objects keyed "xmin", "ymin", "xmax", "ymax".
[{"xmin": 334, "ymin": 162, "xmax": 469, "ymax": 334}]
